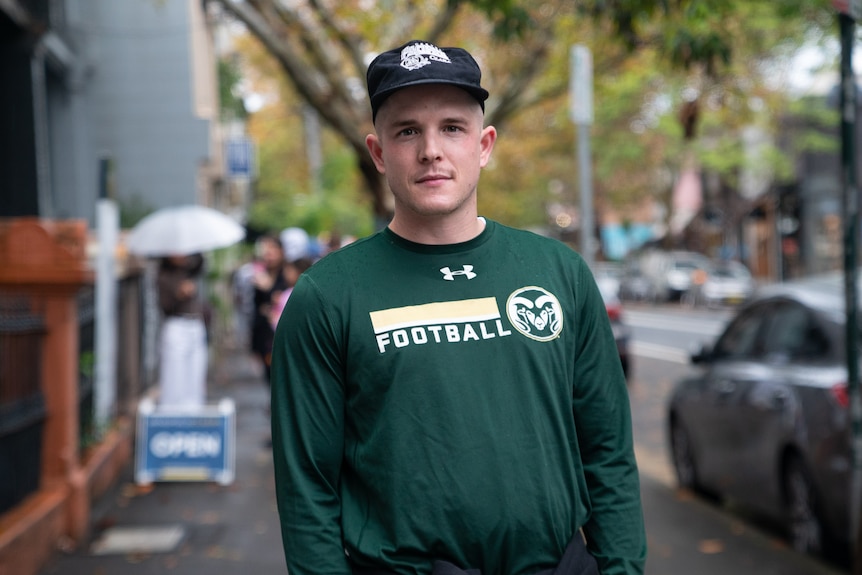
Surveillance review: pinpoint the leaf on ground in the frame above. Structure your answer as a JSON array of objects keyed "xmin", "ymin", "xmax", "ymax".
[{"xmin": 698, "ymin": 539, "xmax": 725, "ymax": 554}]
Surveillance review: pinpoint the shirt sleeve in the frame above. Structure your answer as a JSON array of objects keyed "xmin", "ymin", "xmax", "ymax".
[
  {"xmin": 572, "ymin": 267, "xmax": 647, "ymax": 575},
  {"xmin": 270, "ymin": 274, "xmax": 351, "ymax": 575}
]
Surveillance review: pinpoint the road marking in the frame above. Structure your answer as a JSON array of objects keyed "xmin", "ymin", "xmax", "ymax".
[
  {"xmin": 631, "ymin": 341, "xmax": 690, "ymax": 364},
  {"xmin": 624, "ymin": 310, "xmax": 727, "ymax": 335},
  {"xmin": 90, "ymin": 524, "xmax": 186, "ymax": 555}
]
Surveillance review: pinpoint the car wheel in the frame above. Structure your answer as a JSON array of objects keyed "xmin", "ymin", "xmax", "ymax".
[
  {"xmin": 784, "ymin": 456, "xmax": 824, "ymax": 556},
  {"xmin": 670, "ymin": 419, "xmax": 699, "ymax": 490}
]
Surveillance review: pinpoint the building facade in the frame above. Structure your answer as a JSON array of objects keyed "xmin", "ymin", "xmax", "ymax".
[
  {"xmin": 1, "ymin": 0, "xmax": 224, "ymax": 225},
  {"xmin": 0, "ymin": 2, "xmax": 225, "ymax": 575}
]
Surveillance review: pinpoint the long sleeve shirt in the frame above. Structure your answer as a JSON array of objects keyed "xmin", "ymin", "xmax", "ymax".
[{"xmin": 271, "ymin": 220, "xmax": 646, "ymax": 575}]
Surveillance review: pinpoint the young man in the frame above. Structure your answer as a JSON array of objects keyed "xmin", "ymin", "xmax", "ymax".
[{"xmin": 271, "ymin": 40, "xmax": 647, "ymax": 575}]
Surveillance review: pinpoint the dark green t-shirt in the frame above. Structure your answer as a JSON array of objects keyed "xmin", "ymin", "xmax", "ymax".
[{"xmin": 271, "ymin": 220, "xmax": 646, "ymax": 575}]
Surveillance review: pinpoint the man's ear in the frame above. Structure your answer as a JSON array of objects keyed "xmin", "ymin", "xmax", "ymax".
[
  {"xmin": 365, "ymin": 133, "xmax": 386, "ymax": 174},
  {"xmin": 479, "ymin": 125, "xmax": 497, "ymax": 168}
]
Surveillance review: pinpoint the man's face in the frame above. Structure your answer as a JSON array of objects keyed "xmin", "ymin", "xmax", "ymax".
[{"xmin": 366, "ymin": 84, "xmax": 496, "ymax": 222}]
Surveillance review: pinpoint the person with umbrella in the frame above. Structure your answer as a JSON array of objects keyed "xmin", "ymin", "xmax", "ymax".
[
  {"xmin": 125, "ymin": 204, "xmax": 246, "ymax": 408},
  {"xmin": 156, "ymin": 252, "xmax": 208, "ymax": 408}
]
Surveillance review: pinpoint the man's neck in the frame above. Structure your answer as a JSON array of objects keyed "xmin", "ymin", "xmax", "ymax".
[{"xmin": 389, "ymin": 215, "xmax": 486, "ymax": 245}]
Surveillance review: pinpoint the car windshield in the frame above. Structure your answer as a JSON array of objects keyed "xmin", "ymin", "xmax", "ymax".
[
  {"xmin": 710, "ymin": 263, "xmax": 750, "ymax": 279},
  {"xmin": 674, "ymin": 262, "xmax": 701, "ymax": 271},
  {"xmin": 711, "ymin": 269, "xmax": 736, "ymax": 279}
]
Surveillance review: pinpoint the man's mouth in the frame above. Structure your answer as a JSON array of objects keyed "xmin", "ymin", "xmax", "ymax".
[{"xmin": 417, "ymin": 173, "xmax": 449, "ymax": 184}]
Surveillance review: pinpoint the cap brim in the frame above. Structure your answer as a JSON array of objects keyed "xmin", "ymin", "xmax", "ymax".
[{"xmin": 372, "ymin": 80, "xmax": 489, "ymax": 116}]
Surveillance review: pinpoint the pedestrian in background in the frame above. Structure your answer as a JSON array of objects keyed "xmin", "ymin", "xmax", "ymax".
[
  {"xmin": 231, "ymin": 253, "xmax": 257, "ymax": 350},
  {"xmin": 269, "ymin": 255, "xmax": 314, "ymax": 331},
  {"xmin": 271, "ymin": 40, "xmax": 646, "ymax": 575},
  {"xmin": 250, "ymin": 234, "xmax": 288, "ymax": 386},
  {"xmin": 156, "ymin": 252, "xmax": 207, "ymax": 409}
]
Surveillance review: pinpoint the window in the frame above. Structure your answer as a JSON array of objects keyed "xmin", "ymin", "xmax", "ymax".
[
  {"xmin": 713, "ymin": 305, "xmax": 766, "ymax": 359},
  {"xmin": 761, "ymin": 301, "xmax": 828, "ymax": 360}
]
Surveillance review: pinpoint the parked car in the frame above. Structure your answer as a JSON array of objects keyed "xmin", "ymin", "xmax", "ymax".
[
  {"xmin": 596, "ymin": 277, "xmax": 631, "ymax": 380},
  {"xmin": 685, "ymin": 259, "xmax": 756, "ymax": 308},
  {"xmin": 618, "ymin": 259, "xmax": 657, "ymax": 303},
  {"xmin": 667, "ymin": 271, "xmax": 855, "ymax": 558},
  {"xmin": 592, "ymin": 261, "xmax": 623, "ymax": 299},
  {"xmin": 634, "ymin": 249, "xmax": 711, "ymax": 302}
]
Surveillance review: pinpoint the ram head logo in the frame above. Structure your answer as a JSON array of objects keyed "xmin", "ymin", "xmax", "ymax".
[{"xmin": 506, "ymin": 287, "xmax": 563, "ymax": 342}]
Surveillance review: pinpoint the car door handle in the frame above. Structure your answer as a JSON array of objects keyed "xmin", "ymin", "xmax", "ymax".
[
  {"xmin": 715, "ymin": 379, "xmax": 736, "ymax": 394},
  {"xmin": 770, "ymin": 388, "xmax": 790, "ymax": 408}
]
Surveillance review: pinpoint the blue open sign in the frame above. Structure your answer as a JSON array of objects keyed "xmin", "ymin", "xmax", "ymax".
[{"xmin": 135, "ymin": 398, "xmax": 235, "ymax": 485}]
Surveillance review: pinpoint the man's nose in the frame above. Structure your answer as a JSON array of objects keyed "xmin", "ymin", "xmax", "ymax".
[{"xmin": 418, "ymin": 133, "xmax": 442, "ymax": 162}]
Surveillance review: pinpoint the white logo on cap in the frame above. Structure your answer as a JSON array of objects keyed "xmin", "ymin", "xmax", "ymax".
[{"xmin": 400, "ymin": 42, "xmax": 451, "ymax": 71}]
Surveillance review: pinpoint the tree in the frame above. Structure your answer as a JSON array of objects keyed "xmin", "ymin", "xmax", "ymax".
[
  {"xmin": 218, "ymin": 56, "xmax": 249, "ymax": 121},
  {"xmin": 218, "ymin": 0, "xmax": 844, "ymax": 259},
  {"xmin": 575, "ymin": 0, "xmax": 841, "ymax": 251},
  {"xmin": 577, "ymin": 0, "xmax": 837, "ymax": 140},
  {"xmin": 213, "ymin": 0, "xmax": 565, "ymax": 220}
]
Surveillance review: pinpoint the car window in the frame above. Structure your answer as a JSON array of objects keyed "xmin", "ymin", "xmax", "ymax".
[
  {"xmin": 712, "ymin": 305, "xmax": 767, "ymax": 359},
  {"xmin": 762, "ymin": 301, "xmax": 828, "ymax": 359}
]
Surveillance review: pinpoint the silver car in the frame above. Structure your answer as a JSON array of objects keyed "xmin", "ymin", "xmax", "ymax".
[
  {"xmin": 695, "ymin": 259, "xmax": 756, "ymax": 308},
  {"xmin": 667, "ymin": 271, "xmax": 854, "ymax": 558}
]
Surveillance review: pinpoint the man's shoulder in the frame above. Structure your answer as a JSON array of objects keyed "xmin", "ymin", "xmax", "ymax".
[
  {"xmin": 302, "ymin": 231, "xmax": 384, "ymax": 278},
  {"xmin": 491, "ymin": 221, "xmax": 583, "ymax": 257}
]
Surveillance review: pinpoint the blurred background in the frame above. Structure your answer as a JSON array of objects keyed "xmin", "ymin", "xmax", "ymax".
[{"xmin": 3, "ymin": 1, "xmax": 862, "ymax": 575}]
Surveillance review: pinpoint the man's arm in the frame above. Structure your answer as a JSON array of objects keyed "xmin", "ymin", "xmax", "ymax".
[
  {"xmin": 573, "ymin": 272, "xmax": 647, "ymax": 575},
  {"xmin": 270, "ymin": 274, "xmax": 351, "ymax": 575}
]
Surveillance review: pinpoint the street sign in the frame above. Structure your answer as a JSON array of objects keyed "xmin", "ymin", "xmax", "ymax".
[
  {"xmin": 225, "ymin": 137, "xmax": 255, "ymax": 179},
  {"xmin": 569, "ymin": 45, "xmax": 593, "ymax": 126},
  {"xmin": 135, "ymin": 398, "xmax": 236, "ymax": 485}
]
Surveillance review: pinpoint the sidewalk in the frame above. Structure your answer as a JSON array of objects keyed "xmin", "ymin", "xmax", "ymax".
[
  {"xmin": 36, "ymin": 342, "xmax": 848, "ymax": 575},
  {"xmin": 38, "ymin": 344, "xmax": 287, "ymax": 575}
]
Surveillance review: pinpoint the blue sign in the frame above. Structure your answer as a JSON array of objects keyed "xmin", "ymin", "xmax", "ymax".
[
  {"xmin": 225, "ymin": 138, "xmax": 255, "ymax": 178},
  {"xmin": 135, "ymin": 399, "xmax": 235, "ymax": 485}
]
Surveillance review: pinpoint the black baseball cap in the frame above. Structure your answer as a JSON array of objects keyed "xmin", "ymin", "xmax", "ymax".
[{"xmin": 366, "ymin": 40, "xmax": 489, "ymax": 121}]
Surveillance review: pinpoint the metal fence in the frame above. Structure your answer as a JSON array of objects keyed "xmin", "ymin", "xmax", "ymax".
[
  {"xmin": 0, "ymin": 294, "xmax": 46, "ymax": 515},
  {"xmin": 78, "ymin": 287, "xmax": 96, "ymax": 451},
  {"xmin": 0, "ymin": 269, "xmax": 149, "ymax": 515}
]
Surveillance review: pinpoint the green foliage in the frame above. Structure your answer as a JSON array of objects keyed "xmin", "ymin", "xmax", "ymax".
[
  {"xmin": 578, "ymin": 0, "xmax": 835, "ymax": 77},
  {"xmin": 451, "ymin": 0, "xmax": 533, "ymax": 38},
  {"xmin": 786, "ymin": 95, "xmax": 841, "ymax": 156},
  {"xmin": 247, "ymin": 137, "xmax": 373, "ymax": 238},
  {"xmin": 79, "ymin": 350, "xmax": 95, "ymax": 379},
  {"xmin": 227, "ymin": 0, "xmax": 843, "ymax": 239},
  {"xmin": 118, "ymin": 194, "xmax": 155, "ymax": 229},
  {"xmin": 218, "ymin": 57, "xmax": 248, "ymax": 121}
]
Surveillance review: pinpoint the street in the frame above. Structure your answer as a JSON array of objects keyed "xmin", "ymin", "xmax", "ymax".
[{"xmin": 625, "ymin": 303, "xmax": 848, "ymax": 574}]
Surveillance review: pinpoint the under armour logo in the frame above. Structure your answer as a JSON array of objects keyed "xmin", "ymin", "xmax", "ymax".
[{"xmin": 440, "ymin": 265, "xmax": 477, "ymax": 281}]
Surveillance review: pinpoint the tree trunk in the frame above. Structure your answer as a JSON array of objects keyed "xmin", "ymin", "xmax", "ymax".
[{"xmin": 356, "ymin": 150, "xmax": 392, "ymax": 226}]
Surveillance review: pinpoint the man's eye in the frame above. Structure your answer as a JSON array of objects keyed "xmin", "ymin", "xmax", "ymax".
[{"xmin": 399, "ymin": 128, "xmax": 418, "ymax": 136}]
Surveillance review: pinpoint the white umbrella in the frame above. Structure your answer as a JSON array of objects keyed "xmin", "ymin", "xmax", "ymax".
[{"xmin": 126, "ymin": 205, "xmax": 245, "ymax": 256}]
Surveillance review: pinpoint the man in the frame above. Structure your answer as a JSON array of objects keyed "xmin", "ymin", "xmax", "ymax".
[{"xmin": 271, "ymin": 39, "xmax": 646, "ymax": 575}]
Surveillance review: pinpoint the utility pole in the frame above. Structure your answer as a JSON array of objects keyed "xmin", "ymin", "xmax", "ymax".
[
  {"xmin": 834, "ymin": 2, "xmax": 862, "ymax": 572},
  {"xmin": 570, "ymin": 45, "xmax": 594, "ymax": 269}
]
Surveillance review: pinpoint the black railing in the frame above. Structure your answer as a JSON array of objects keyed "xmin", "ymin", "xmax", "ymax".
[
  {"xmin": 78, "ymin": 288, "xmax": 96, "ymax": 451},
  {"xmin": 0, "ymin": 294, "xmax": 46, "ymax": 515}
]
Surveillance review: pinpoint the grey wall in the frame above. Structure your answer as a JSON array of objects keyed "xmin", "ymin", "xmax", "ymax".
[{"xmin": 49, "ymin": 0, "xmax": 211, "ymax": 224}]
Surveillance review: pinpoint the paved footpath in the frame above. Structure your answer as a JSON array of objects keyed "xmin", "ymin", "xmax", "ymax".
[
  {"xmin": 38, "ymin": 344, "xmax": 849, "ymax": 575},
  {"xmin": 38, "ymin": 345, "xmax": 287, "ymax": 575}
]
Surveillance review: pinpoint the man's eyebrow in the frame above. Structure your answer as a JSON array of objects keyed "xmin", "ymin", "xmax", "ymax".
[
  {"xmin": 387, "ymin": 118, "xmax": 418, "ymax": 129},
  {"xmin": 387, "ymin": 114, "xmax": 471, "ymax": 128}
]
